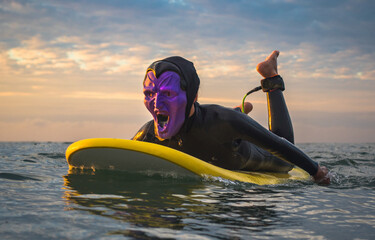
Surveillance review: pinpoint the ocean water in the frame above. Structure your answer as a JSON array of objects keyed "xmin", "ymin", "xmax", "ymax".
[{"xmin": 0, "ymin": 142, "xmax": 374, "ymax": 240}]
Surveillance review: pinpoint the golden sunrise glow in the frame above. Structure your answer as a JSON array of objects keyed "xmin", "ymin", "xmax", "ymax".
[{"xmin": 1, "ymin": 1, "xmax": 374, "ymax": 142}]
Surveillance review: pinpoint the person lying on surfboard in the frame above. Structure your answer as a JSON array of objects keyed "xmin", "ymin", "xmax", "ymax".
[{"xmin": 132, "ymin": 51, "xmax": 331, "ymax": 184}]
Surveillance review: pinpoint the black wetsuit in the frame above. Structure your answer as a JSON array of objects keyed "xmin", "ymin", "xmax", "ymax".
[{"xmin": 133, "ymin": 57, "xmax": 319, "ymax": 175}]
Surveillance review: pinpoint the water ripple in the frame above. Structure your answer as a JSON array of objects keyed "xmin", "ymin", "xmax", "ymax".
[
  {"xmin": 0, "ymin": 172, "xmax": 40, "ymax": 181},
  {"xmin": 1, "ymin": 142, "xmax": 374, "ymax": 239}
]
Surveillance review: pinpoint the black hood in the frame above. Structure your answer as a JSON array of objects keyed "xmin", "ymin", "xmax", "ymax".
[{"xmin": 145, "ymin": 56, "xmax": 200, "ymax": 119}]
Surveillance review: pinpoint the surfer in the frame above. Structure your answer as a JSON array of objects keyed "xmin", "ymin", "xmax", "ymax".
[{"xmin": 133, "ymin": 51, "xmax": 331, "ymax": 184}]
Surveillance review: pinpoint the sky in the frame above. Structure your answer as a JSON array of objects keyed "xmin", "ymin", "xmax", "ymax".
[{"xmin": 1, "ymin": 0, "xmax": 374, "ymax": 143}]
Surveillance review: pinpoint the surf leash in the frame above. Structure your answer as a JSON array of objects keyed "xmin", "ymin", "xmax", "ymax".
[{"xmin": 241, "ymin": 86, "xmax": 262, "ymax": 113}]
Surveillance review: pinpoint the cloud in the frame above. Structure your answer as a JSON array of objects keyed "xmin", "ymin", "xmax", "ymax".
[
  {"xmin": 4, "ymin": 35, "xmax": 151, "ymax": 77},
  {"xmin": 0, "ymin": 0, "xmax": 27, "ymax": 13},
  {"xmin": 190, "ymin": 0, "xmax": 375, "ymax": 53},
  {"xmin": 4, "ymin": 1, "xmax": 374, "ymax": 81},
  {"xmin": 275, "ymin": 43, "xmax": 375, "ymax": 83},
  {"xmin": 1, "ymin": 0, "xmax": 375, "ymax": 142},
  {"xmin": 0, "ymin": 119, "xmax": 143, "ymax": 141},
  {"xmin": 2, "ymin": 0, "xmax": 374, "ymax": 54},
  {"xmin": 0, "ymin": 92, "xmax": 33, "ymax": 97},
  {"xmin": 62, "ymin": 91, "xmax": 143, "ymax": 100},
  {"xmin": 7, "ymin": 36, "xmax": 76, "ymax": 74}
]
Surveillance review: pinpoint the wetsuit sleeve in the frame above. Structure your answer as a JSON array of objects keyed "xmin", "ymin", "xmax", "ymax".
[
  {"xmin": 267, "ymin": 90, "xmax": 294, "ymax": 143},
  {"xmin": 210, "ymin": 108, "xmax": 318, "ymax": 175},
  {"xmin": 263, "ymin": 76, "xmax": 294, "ymax": 143}
]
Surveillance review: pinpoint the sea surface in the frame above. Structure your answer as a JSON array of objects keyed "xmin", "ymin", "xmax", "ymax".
[{"xmin": 0, "ymin": 142, "xmax": 374, "ymax": 240}]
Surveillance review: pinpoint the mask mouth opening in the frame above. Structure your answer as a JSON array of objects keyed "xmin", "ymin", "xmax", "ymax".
[{"xmin": 157, "ymin": 114, "xmax": 169, "ymax": 129}]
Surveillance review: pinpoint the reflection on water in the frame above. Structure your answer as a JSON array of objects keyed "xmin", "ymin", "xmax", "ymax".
[
  {"xmin": 62, "ymin": 165, "xmax": 375, "ymax": 239},
  {"xmin": 1, "ymin": 142, "xmax": 374, "ymax": 239},
  {"xmin": 63, "ymin": 169, "xmax": 288, "ymax": 238},
  {"xmin": 64, "ymin": 169, "xmax": 197, "ymax": 230}
]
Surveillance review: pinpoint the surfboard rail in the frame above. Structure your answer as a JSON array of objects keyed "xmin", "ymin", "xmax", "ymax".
[{"xmin": 66, "ymin": 138, "xmax": 309, "ymax": 185}]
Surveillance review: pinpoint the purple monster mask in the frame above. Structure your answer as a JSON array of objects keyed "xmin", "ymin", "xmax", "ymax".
[{"xmin": 143, "ymin": 70, "xmax": 187, "ymax": 140}]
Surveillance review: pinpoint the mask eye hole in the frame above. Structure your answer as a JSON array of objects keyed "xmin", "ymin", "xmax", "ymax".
[
  {"xmin": 161, "ymin": 90, "xmax": 174, "ymax": 98},
  {"xmin": 144, "ymin": 90, "xmax": 155, "ymax": 98}
]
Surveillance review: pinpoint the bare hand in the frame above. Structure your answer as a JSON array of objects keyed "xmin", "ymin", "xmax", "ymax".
[
  {"xmin": 235, "ymin": 102, "xmax": 253, "ymax": 114},
  {"xmin": 313, "ymin": 165, "xmax": 331, "ymax": 185}
]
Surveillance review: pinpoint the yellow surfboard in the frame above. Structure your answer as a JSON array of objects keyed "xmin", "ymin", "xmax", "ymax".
[{"xmin": 66, "ymin": 138, "xmax": 309, "ymax": 185}]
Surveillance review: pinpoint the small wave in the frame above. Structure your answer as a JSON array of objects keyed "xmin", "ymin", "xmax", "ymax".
[
  {"xmin": 23, "ymin": 159, "xmax": 37, "ymax": 163},
  {"xmin": 202, "ymin": 175, "xmax": 243, "ymax": 185},
  {"xmin": 38, "ymin": 152, "xmax": 65, "ymax": 159},
  {"xmin": 0, "ymin": 172, "xmax": 41, "ymax": 181}
]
